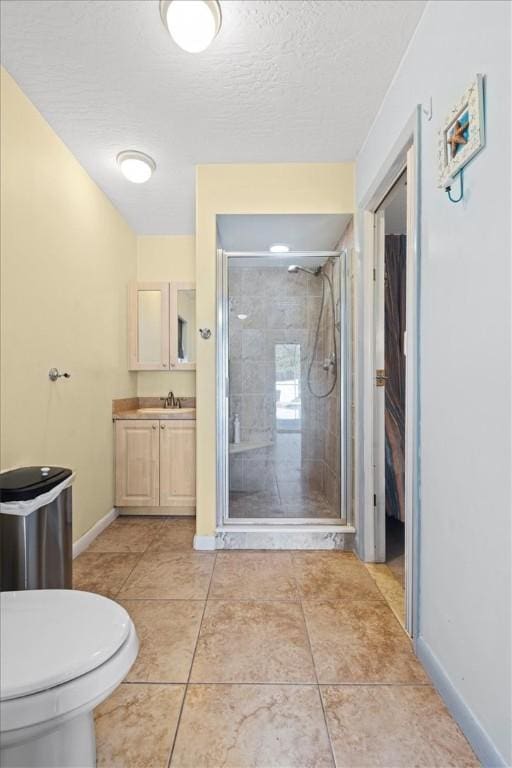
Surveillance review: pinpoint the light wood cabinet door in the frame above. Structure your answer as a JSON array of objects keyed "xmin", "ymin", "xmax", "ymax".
[
  {"xmin": 128, "ymin": 282, "xmax": 170, "ymax": 371},
  {"xmin": 159, "ymin": 421, "xmax": 196, "ymax": 507},
  {"xmin": 115, "ymin": 420, "xmax": 159, "ymax": 506}
]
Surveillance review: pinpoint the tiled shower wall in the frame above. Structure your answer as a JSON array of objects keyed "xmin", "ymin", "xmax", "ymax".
[{"xmin": 228, "ymin": 264, "xmax": 341, "ymax": 518}]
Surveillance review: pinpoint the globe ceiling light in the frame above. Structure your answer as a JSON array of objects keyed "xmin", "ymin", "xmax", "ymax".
[
  {"xmin": 160, "ymin": 0, "xmax": 222, "ymax": 53},
  {"xmin": 116, "ymin": 151, "xmax": 156, "ymax": 184}
]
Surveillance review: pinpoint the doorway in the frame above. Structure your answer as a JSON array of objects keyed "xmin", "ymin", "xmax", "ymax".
[{"xmin": 360, "ymin": 113, "xmax": 420, "ymax": 639}]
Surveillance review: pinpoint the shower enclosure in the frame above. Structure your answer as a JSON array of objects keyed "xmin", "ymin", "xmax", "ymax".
[{"xmin": 217, "ymin": 241, "xmax": 351, "ymax": 526}]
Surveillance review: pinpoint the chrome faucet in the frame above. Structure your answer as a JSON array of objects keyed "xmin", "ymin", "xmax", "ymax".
[{"xmin": 160, "ymin": 391, "xmax": 181, "ymax": 408}]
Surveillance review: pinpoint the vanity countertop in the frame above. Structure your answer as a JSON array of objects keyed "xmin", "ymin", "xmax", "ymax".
[
  {"xmin": 112, "ymin": 397, "xmax": 196, "ymax": 421},
  {"xmin": 113, "ymin": 408, "xmax": 195, "ymax": 421}
]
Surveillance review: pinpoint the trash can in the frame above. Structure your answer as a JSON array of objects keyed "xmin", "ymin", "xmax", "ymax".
[{"xmin": 0, "ymin": 467, "xmax": 74, "ymax": 591}]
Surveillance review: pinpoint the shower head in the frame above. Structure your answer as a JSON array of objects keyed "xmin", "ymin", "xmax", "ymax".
[{"xmin": 287, "ymin": 265, "xmax": 321, "ymax": 276}]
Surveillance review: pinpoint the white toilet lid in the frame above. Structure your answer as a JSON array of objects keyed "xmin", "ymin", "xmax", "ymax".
[{"xmin": 0, "ymin": 590, "xmax": 132, "ymax": 700}]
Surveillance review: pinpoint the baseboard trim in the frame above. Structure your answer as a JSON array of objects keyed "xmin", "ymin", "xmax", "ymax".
[
  {"xmin": 416, "ymin": 637, "xmax": 508, "ymax": 767},
  {"xmin": 72, "ymin": 507, "xmax": 119, "ymax": 558},
  {"xmin": 193, "ymin": 534, "xmax": 216, "ymax": 551}
]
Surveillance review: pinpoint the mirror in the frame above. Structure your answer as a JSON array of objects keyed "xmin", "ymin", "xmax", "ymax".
[{"xmin": 172, "ymin": 285, "xmax": 196, "ymax": 368}]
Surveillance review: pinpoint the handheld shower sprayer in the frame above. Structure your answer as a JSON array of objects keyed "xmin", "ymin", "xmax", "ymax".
[{"xmin": 287, "ymin": 262, "xmax": 337, "ymax": 398}]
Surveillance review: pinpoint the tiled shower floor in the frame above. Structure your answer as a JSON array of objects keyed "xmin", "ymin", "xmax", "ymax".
[
  {"xmin": 74, "ymin": 517, "xmax": 478, "ymax": 768},
  {"xmin": 229, "ymin": 489, "xmax": 339, "ymax": 518}
]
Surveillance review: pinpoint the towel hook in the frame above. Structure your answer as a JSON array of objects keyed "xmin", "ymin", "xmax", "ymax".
[{"xmin": 48, "ymin": 368, "xmax": 71, "ymax": 381}]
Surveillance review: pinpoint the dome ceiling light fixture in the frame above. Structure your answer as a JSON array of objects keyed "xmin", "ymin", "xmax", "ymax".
[
  {"xmin": 269, "ymin": 244, "xmax": 290, "ymax": 254},
  {"xmin": 116, "ymin": 150, "xmax": 156, "ymax": 184},
  {"xmin": 159, "ymin": 0, "xmax": 222, "ymax": 53}
]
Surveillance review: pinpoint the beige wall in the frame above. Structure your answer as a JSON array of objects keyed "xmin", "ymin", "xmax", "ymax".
[
  {"xmin": 196, "ymin": 163, "xmax": 355, "ymax": 536},
  {"xmin": 0, "ymin": 68, "xmax": 137, "ymax": 540},
  {"xmin": 136, "ymin": 235, "xmax": 195, "ymax": 397}
]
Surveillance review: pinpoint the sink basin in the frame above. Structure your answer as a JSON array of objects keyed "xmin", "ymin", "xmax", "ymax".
[{"xmin": 136, "ymin": 407, "xmax": 195, "ymax": 415}]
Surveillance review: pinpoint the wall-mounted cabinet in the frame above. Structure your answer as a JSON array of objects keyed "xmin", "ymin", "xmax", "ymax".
[{"xmin": 128, "ymin": 281, "xmax": 196, "ymax": 371}]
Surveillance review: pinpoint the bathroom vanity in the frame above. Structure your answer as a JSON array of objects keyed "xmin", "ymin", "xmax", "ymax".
[{"xmin": 113, "ymin": 405, "xmax": 196, "ymax": 516}]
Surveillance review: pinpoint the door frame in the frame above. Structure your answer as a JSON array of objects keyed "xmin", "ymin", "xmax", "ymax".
[{"xmin": 358, "ymin": 106, "xmax": 422, "ymax": 639}]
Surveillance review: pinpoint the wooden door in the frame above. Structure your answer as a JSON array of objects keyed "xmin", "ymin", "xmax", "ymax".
[
  {"xmin": 159, "ymin": 421, "xmax": 196, "ymax": 507},
  {"xmin": 115, "ymin": 420, "xmax": 159, "ymax": 506},
  {"xmin": 373, "ymin": 208, "xmax": 386, "ymax": 561}
]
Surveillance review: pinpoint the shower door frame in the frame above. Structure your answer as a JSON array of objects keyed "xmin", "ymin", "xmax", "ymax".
[{"xmin": 216, "ymin": 247, "xmax": 353, "ymax": 528}]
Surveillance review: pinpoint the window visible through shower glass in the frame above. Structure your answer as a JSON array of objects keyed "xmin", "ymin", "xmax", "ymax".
[
  {"xmin": 275, "ymin": 344, "xmax": 301, "ymax": 431},
  {"xmin": 227, "ymin": 255, "xmax": 344, "ymax": 522}
]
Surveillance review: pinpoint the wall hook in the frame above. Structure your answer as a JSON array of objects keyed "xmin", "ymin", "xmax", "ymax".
[
  {"xmin": 49, "ymin": 368, "xmax": 71, "ymax": 381},
  {"xmin": 445, "ymin": 170, "xmax": 464, "ymax": 203}
]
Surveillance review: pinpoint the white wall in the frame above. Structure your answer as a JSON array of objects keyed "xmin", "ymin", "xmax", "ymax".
[{"xmin": 356, "ymin": 2, "xmax": 511, "ymax": 764}]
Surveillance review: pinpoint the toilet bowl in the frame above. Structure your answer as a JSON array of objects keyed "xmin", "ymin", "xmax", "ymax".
[{"xmin": 0, "ymin": 589, "xmax": 138, "ymax": 768}]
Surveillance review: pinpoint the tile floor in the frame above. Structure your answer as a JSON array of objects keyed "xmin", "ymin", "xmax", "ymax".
[
  {"xmin": 364, "ymin": 518, "xmax": 406, "ymax": 628},
  {"xmin": 74, "ymin": 517, "xmax": 478, "ymax": 768},
  {"xmin": 229, "ymin": 488, "xmax": 338, "ymax": 519}
]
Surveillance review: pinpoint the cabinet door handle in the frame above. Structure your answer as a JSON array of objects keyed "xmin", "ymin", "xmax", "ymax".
[
  {"xmin": 152, "ymin": 424, "xmax": 157, "ymax": 430},
  {"xmin": 160, "ymin": 424, "xmax": 166, "ymax": 430}
]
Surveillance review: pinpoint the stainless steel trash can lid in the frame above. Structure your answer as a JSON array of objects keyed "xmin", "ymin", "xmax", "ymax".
[{"xmin": 0, "ymin": 467, "xmax": 72, "ymax": 502}]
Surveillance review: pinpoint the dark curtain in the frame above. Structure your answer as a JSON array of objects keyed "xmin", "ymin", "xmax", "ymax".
[{"xmin": 385, "ymin": 235, "xmax": 406, "ymax": 522}]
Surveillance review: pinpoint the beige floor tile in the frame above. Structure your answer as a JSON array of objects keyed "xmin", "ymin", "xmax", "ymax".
[
  {"xmin": 95, "ymin": 683, "xmax": 185, "ymax": 768},
  {"xmin": 321, "ymin": 685, "xmax": 478, "ymax": 767},
  {"xmin": 365, "ymin": 562, "xmax": 406, "ymax": 627},
  {"xmin": 292, "ymin": 552, "xmax": 384, "ymax": 601},
  {"xmin": 118, "ymin": 551, "xmax": 215, "ymax": 599},
  {"xmin": 87, "ymin": 517, "xmax": 164, "ymax": 554},
  {"xmin": 303, "ymin": 600, "xmax": 428, "ymax": 683},
  {"xmin": 209, "ymin": 551, "xmax": 299, "ymax": 600},
  {"xmin": 170, "ymin": 684, "xmax": 334, "ymax": 767},
  {"xmin": 191, "ymin": 600, "xmax": 316, "ymax": 683},
  {"xmin": 73, "ymin": 552, "xmax": 140, "ymax": 598},
  {"xmin": 387, "ymin": 551, "xmax": 405, "ymax": 587},
  {"xmin": 119, "ymin": 599, "xmax": 204, "ymax": 682},
  {"xmin": 146, "ymin": 519, "xmax": 195, "ymax": 553}
]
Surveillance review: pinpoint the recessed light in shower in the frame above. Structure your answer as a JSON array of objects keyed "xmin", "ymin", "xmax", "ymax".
[
  {"xmin": 116, "ymin": 151, "xmax": 156, "ymax": 184},
  {"xmin": 237, "ymin": 314, "xmax": 248, "ymax": 320},
  {"xmin": 160, "ymin": 0, "xmax": 222, "ymax": 53},
  {"xmin": 269, "ymin": 244, "xmax": 290, "ymax": 253}
]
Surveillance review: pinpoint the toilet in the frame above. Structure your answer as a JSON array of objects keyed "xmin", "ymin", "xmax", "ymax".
[{"xmin": 0, "ymin": 589, "xmax": 138, "ymax": 768}]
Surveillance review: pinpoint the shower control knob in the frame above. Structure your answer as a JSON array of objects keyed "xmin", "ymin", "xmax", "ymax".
[{"xmin": 199, "ymin": 328, "xmax": 212, "ymax": 340}]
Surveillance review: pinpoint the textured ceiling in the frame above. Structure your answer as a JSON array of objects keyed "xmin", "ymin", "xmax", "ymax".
[{"xmin": 0, "ymin": 0, "xmax": 425, "ymax": 234}]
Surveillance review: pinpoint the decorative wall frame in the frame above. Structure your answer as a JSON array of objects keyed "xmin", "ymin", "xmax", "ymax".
[{"xmin": 437, "ymin": 74, "xmax": 485, "ymax": 188}]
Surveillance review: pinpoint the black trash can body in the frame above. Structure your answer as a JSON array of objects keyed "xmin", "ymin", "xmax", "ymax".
[{"xmin": 0, "ymin": 467, "xmax": 73, "ymax": 591}]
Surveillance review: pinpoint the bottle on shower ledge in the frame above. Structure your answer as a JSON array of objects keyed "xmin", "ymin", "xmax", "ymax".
[{"xmin": 233, "ymin": 413, "xmax": 241, "ymax": 444}]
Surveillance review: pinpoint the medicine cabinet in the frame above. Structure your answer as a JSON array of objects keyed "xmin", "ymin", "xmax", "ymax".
[{"xmin": 128, "ymin": 282, "xmax": 196, "ymax": 371}]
